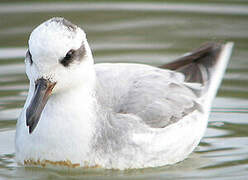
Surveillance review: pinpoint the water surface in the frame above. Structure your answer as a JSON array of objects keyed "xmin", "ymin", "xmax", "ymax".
[{"xmin": 0, "ymin": 1, "xmax": 248, "ymax": 180}]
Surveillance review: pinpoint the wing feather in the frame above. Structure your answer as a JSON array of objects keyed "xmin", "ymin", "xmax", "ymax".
[{"xmin": 95, "ymin": 64, "xmax": 201, "ymax": 128}]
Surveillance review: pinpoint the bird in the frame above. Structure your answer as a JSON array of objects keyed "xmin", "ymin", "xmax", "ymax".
[{"xmin": 15, "ymin": 17, "xmax": 233, "ymax": 170}]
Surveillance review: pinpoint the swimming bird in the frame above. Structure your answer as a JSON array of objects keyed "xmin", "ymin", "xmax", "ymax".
[{"xmin": 15, "ymin": 17, "xmax": 233, "ymax": 170}]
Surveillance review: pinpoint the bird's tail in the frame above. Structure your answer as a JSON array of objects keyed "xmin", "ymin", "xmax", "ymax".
[{"xmin": 160, "ymin": 42, "xmax": 234, "ymax": 106}]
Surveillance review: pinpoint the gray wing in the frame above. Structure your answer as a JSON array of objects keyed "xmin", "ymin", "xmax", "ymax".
[
  {"xmin": 95, "ymin": 63, "xmax": 201, "ymax": 128},
  {"xmin": 95, "ymin": 42, "xmax": 224, "ymax": 128}
]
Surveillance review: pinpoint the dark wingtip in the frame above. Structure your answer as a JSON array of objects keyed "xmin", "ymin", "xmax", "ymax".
[
  {"xmin": 159, "ymin": 42, "xmax": 223, "ymax": 70},
  {"xmin": 159, "ymin": 42, "xmax": 226, "ymax": 84}
]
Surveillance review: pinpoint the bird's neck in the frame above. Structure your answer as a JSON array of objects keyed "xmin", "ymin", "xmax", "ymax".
[
  {"xmin": 16, "ymin": 67, "xmax": 100, "ymax": 165},
  {"xmin": 45, "ymin": 66, "xmax": 98, "ymax": 133},
  {"xmin": 29, "ymin": 67, "xmax": 99, "ymax": 161}
]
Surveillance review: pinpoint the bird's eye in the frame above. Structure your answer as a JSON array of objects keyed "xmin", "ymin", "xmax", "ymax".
[
  {"xmin": 60, "ymin": 49, "xmax": 75, "ymax": 67},
  {"xmin": 26, "ymin": 50, "xmax": 33, "ymax": 65},
  {"xmin": 65, "ymin": 50, "xmax": 75, "ymax": 60}
]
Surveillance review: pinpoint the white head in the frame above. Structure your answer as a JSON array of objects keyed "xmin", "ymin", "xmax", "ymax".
[
  {"xmin": 27, "ymin": 17, "xmax": 94, "ymax": 90},
  {"xmin": 25, "ymin": 17, "xmax": 95, "ymax": 133}
]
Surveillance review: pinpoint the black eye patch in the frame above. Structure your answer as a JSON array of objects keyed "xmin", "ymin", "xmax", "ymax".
[
  {"xmin": 60, "ymin": 42, "xmax": 86, "ymax": 67},
  {"xmin": 26, "ymin": 50, "xmax": 33, "ymax": 65},
  {"xmin": 60, "ymin": 49, "xmax": 76, "ymax": 67}
]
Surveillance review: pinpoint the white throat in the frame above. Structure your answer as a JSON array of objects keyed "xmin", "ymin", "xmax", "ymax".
[{"xmin": 16, "ymin": 64, "xmax": 98, "ymax": 164}]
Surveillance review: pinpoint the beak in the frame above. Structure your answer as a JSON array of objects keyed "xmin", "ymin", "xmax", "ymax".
[{"xmin": 26, "ymin": 78, "xmax": 56, "ymax": 134}]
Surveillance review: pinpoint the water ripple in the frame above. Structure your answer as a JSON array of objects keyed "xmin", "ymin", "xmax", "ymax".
[{"xmin": 0, "ymin": 3, "xmax": 248, "ymax": 15}]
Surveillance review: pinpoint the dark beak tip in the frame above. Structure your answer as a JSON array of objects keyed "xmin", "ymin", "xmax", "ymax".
[
  {"xmin": 26, "ymin": 116, "xmax": 38, "ymax": 134},
  {"xmin": 25, "ymin": 78, "xmax": 56, "ymax": 135},
  {"xmin": 29, "ymin": 126, "xmax": 34, "ymax": 134},
  {"xmin": 26, "ymin": 109, "xmax": 41, "ymax": 134}
]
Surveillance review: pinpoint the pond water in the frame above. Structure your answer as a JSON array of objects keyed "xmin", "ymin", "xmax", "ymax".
[{"xmin": 0, "ymin": 1, "xmax": 248, "ymax": 180}]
